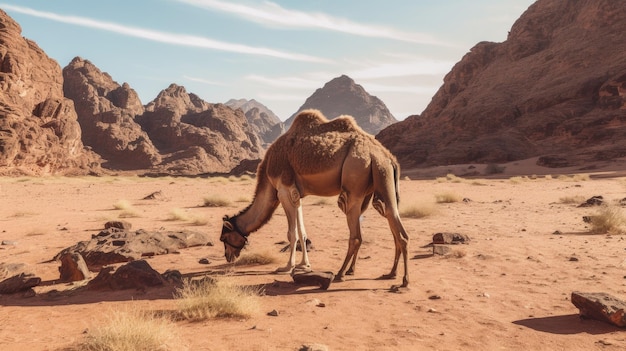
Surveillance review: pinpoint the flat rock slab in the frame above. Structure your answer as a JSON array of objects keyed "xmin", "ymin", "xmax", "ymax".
[
  {"xmin": 0, "ymin": 273, "xmax": 41, "ymax": 294},
  {"xmin": 54, "ymin": 228, "xmax": 212, "ymax": 271},
  {"xmin": 292, "ymin": 270, "xmax": 334, "ymax": 290},
  {"xmin": 571, "ymin": 291, "xmax": 626, "ymax": 327},
  {"xmin": 432, "ymin": 232, "xmax": 470, "ymax": 245}
]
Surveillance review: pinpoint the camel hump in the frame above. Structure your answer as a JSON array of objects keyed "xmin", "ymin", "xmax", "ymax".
[{"xmin": 288, "ymin": 109, "xmax": 328, "ymax": 131}]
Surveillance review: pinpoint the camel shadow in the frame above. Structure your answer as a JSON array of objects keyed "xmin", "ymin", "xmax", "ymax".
[{"xmin": 513, "ymin": 314, "xmax": 621, "ymax": 335}]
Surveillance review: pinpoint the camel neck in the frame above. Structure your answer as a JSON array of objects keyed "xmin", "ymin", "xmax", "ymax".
[{"xmin": 234, "ymin": 172, "xmax": 279, "ymax": 235}]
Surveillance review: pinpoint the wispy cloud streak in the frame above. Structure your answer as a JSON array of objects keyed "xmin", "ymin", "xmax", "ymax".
[
  {"xmin": 1, "ymin": 4, "xmax": 329, "ymax": 62},
  {"xmin": 177, "ymin": 0, "xmax": 451, "ymax": 46}
]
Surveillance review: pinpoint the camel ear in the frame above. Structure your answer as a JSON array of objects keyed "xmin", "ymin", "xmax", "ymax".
[{"xmin": 223, "ymin": 220, "xmax": 234, "ymax": 231}]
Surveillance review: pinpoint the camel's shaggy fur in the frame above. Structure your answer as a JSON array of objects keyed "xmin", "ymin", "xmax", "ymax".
[{"xmin": 221, "ymin": 109, "xmax": 410, "ymax": 287}]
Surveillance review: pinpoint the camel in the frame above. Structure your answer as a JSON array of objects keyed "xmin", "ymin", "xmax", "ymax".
[{"xmin": 220, "ymin": 109, "xmax": 410, "ymax": 287}]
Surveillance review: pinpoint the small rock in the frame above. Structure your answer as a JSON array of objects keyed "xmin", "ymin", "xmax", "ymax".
[
  {"xmin": 1, "ymin": 240, "xmax": 17, "ymax": 246},
  {"xmin": 428, "ymin": 295, "xmax": 441, "ymax": 300},
  {"xmin": 569, "ymin": 256, "xmax": 579, "ymax": 262},
  {"xmin": 267, "ymin": 309, "xmax": 279, "ymax": 317},
  {"xmin": 198, "ymin": 258, "xmax": 211, "ymax": 264}
]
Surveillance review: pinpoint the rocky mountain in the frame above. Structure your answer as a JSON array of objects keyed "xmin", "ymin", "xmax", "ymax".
[
  {"xmin": 285, "ymin": 75, "xmax": 397, "ymax": 135},
  {"xmin": 138, "ymin": 84, "xmax": 264, "ymax": 174},
  {"xmin": 63, "ymin": 57, "xmax": 161, "ymax": 170},
  {"xmin": 377, "ymin": 0, "xmax": 626, "ymax": 169},
  {"xmin": 63, "ymin": 58, "xmax": 265, "ymax": 175},
  {"xmin": 225, "ymin": 98, "xmax": 284, "ymax": 145},
  {"xmin": 0, "ymin": 10, "xmax": 101, "ymax": 175}
]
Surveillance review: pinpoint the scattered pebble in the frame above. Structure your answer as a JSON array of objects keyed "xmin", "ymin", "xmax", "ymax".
[
  {"xmin": 267, "ymin": 309, "xmax": 279, "ymax": 317},
  {"xmin": 198, "ymin": 258, "xmax": 210, "ymax": 264}
]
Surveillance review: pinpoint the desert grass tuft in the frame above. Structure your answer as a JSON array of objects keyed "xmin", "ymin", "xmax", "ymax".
[
  {"xmin": 309, "ymin": 196, "xmax": 332, "ymax": 206},
  {"xmin": 202, "ymin": 195, "xmax": 231, "ymax": 207},
  {"xmin": 435, "ymin": 191, "xmax": 462, "ymax": 203},
  {"xmin": 112, "ymin": 199, "xmax": 134, "ymax": 211},
  {"xmin": 235, "ymin": 250, "xmax": 278, "ymax": 266},
  {"xmin": 73, "ymin": 308, "xmax": 185, "ymax": 351},
  {"xmin": 400, "ymin": 201, "xmax": 437, "ymax": 218},
  {"xmin": 588, "ymin": 204, "xmax": 626, "ymax": 234},
  {"xmin": 436, "ymin": 174, "xmax": 465, "ymax": 183},
  {"xmin": 167, "ymin": 208, "xmax": 191, "ymax": 221},
  {"xmin": 174, "ymin": 278, "xmax": 261, "ymax": 321},
  {"xmin": 559, "ymin": 195, "xmax": 586, "ymax": 204}
]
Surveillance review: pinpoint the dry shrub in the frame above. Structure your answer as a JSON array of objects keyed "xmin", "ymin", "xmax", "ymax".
[
  {"xmin": 167, "ymin": 208, "xmax": 190, "ymax": 221},
  {"xmin": 112, "ymin": 200, "xmax": 133, "ymax": 211},
  {"xmin": 559, "ymin": 195, "xmax": 586, "ymax": 204},
  {"xmin": 400, "ymin": 201, "xmax": 436, "ymax": 218},
  {"xmin": 189, "ymin": 216, "xmax": 209, "ymax": 226},
  {"xmin": 235, "ymin": 250, "xmax": 278, "ymax": 266},
  {"xmin": 174, "ymin": 278, "xmax": 261, "ymax": 321},
  {"xmin": 435, "ymin": 191, "xmax": 462, "ymax": 203},
  {"xmin": 436, "ymin": 174, "xmax": 465, "ymax": 183},
  {"xmin": 203, "ymin": 195, "xmax": 231, "ymax": 207},
  {"xmin": 589, "ymin": 205, "xmax": 626, "ymax": 234},
  {"xmin": 118, "ymin": 210, "xmax": 140, "ymax": 218},
  {"xmin": 73, "ymin": 308, "xmax": 185, "ymax": 351},
  {"xmin": 572, "ymin": 173, "xmax": 591, "ymax": 182}
]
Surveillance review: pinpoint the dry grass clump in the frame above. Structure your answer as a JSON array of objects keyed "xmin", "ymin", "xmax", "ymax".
[
  {"xmin": 174, "ymin": 278, "xmax": 262, "ymax": 321},
  {"xmin": 167, "ymin": 208, "xmax": 191, "ymax": 221},
  {"xmin": 72, "ymin": 308, "xmax": 185, "ymax": 351},
  {"xmin": 559, "ymin": 195, "xmax": 587, "ymax": 204},
  {"xmin": 435, "ymin": 191, "xmax": 462, "ymax": 203},
  {"xmin": 556, "ymin": 174, "xmax": 591, "ymax": 182},
  {"xmin": 400, "ymin": 201, "xmax": 437, "ymax": 218},
  {"xmin": 203, "ymin": 195, "xmax": 231, "ymax": 207},
  {"xmin": 436, "ymin": 174, "xmax": 465, "ymax": 183},
  {"xmin": 235, "ymin": 250, "xmax": 278, "ymax": 266},
  {"xmin": 112, "ymin": 200, "xmax": 140, "ymax": 218},
  {"xmin": 588, "ymin": 204, "xmax": 626, "ymax": 234}
]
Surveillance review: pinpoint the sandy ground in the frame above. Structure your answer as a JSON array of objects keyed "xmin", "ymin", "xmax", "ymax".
[{"xmin": 1, "ymin": 159, "xmax": 626, "ymax": 351}]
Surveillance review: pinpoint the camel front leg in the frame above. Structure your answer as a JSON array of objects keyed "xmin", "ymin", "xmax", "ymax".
[
  {"xmin": 276, "ymin": 185, "xmax": 313, "ymax": 273},
  {"xmin": 295, "ymin": 204, "xmax": 311, "ymax": 270}
]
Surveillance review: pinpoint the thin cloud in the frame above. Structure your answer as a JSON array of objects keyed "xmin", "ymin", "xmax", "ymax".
[
  {"xmin": 348, "ymin": 60, "xmax": 455, "ymax": 80},
  {"xmin": 183, "ymin": 75, "xmax": 227, "ymax": 86},
  {"xmin": 1, "ymin": 3, "xmax": 329, "ymax": 63},
  {"xmin": 177, "ymin": 0, "xmax": 451, "ymax": 46}
]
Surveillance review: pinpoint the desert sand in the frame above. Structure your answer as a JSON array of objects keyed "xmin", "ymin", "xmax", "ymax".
[{"xmin": 1, "ymin": 158, "xmax": 626, "ymax": 351}]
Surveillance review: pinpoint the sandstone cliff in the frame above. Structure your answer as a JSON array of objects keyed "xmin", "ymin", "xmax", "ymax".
[
  {"xmin": 63, "ymin": 57, "xmax": 161, "ymax": 170},
  {"xmin": 0, "ymin": 10, "xmax": 100, "ymax": 175},
  {"xmin": 377, "ymin": 0, "xmax": 626, "ymax": 169},
  {"xmin": 285, "ymin": 75, "xmax": 397, "ymax": 135},
  {"xmin": 138, "ymin": 84, "xmax": 264, "ymax": 174}
]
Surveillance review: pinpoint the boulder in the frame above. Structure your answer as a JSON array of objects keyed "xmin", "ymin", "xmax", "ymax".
[
  {"xmin": 571, "ymin": 291, "xmax": 626, "ymax": 327},
  {"xmin": 86, "ymin": 260, "xmax": 165, "ymax": 291},
  {"xmin": 58, "ymin": 252, "xmax": 91, "ymax": 282},
  {"xmin": 0, "ymin": 273, "xmax": 41, "ymax": 294}
]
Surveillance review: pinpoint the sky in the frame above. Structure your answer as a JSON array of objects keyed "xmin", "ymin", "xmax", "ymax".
[{"xmin": 1, "ymin": 0, "xmax": 535, "ymax": 120}]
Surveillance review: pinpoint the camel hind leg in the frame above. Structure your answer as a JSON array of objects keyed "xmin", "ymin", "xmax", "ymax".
[
  {"xmin": 334, "ymin": 188, "xmax": 366, "ymax": 282},
  {"xmin": 372, "ymin": 163, "xmax": 409, "ymax": 287}
]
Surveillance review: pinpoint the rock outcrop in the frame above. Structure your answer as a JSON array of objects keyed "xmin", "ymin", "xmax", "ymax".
[
  {"xmin": 138, "ymin": 84, "xmax": 264, "ymax": 174},
  {"xmin": 63, "ymin": 57, "xmax": 161, "ymax": 170},
  {"xmin": 0, "ymin": 10, "xmax": 101, "ymax": 175},
  {"xmin": 285, "ymin": 75, "xmax": 397, "ymax": 135},
  {"xmin": 225, "ymin": 98, "xmax": 284, "ymax": 145},
  {"xmin": 377, "ymin": 0, "xmax": 626, "ymax": 168}
]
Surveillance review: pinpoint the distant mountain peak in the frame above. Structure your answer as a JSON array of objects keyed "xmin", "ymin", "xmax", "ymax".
[{"xmin": 285, "ymin": 75, "xmax": 397, "ymax": 135}]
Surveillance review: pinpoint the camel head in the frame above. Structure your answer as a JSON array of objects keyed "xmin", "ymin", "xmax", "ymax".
[{"xmin": 220, "ymin": 215, "xmax": 248, "ymax": 262}]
